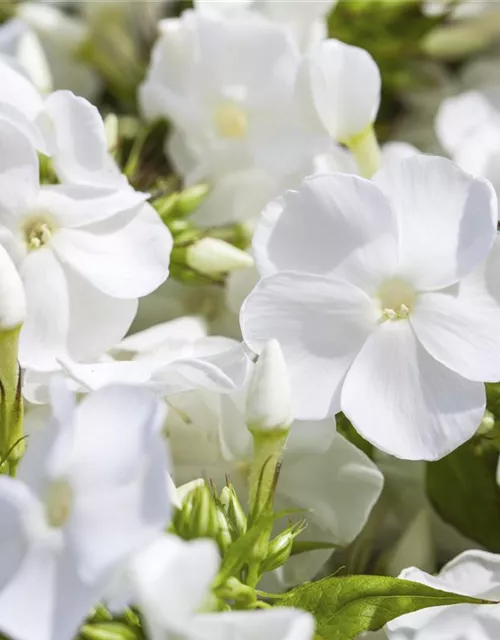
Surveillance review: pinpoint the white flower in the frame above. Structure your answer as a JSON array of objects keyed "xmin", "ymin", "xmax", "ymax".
[
  {"xmin": 0, "ymin": 120, "xmax": 172, "ymax": 371},
  {"xmin": 299, "ymin": 38, "xmax": 381, "ymax": 142},
  {"xmin": 0, "ymin": 381, "xmax": 171, "ymax": 640},
  {"xmin": 140, "ymin": 10, "xmax": 327, "ymax": 225},
  {"xmin": 386, "ymin": 550, "xmax": 500, "ymax": 639},
  {"xmin": 241, "ymin": 155, "xmax": 500, "ymax": 460},
  {"xmin": 129, "ymin": 534, "xmax": 316, "ymax": 640}
]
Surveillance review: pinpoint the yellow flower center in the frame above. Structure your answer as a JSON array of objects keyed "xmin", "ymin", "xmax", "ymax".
[
  {"xmin": 213, "ymin": 102, "xmax": 248, "ymax": 139},
  {"xmin": 45, "ymin": 479, "xmax": 73, "ymax": 529},
  {"xmin": 376, "ymin": 277, "xmax": 417, "ymax": 321},
  {"xmin": 22, "ymin": 214, "xmax": 55, "ymax": 251}
]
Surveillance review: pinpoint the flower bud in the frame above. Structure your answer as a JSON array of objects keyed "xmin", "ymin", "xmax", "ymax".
[
  {"xmin": 220, "ymin": 484, "xmax": 247, "ymax": 538},
  {"xmin": 245, "ymin": 339, "xmax": 293, "ymax": 434},
  {"xmin": 261, "ymin": 521, "xmax": 306, "ymax": 574},
  {"xmin": 173, "ymin": 484, "xmax": 223, "ymax": 542},
  {"xmin": 177, "ymin": 183, "xmax": 210, "ymax": 217},
  {"xmin": 187, "ymin": 238, "xmax": 254, "ymax": 276},
  {"xmin": 0, "ymin": 246, "xmax": 25, "ymax": 330},
  {"xmin": 261, "ymin": 529, "xmax": 295, "ymax": 574},
  {"xmin": 104, "ymin": 113, "xmax": 119, "ymax": 152}
]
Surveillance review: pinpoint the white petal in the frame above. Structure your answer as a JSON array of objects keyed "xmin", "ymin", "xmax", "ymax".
[
  {"xmin": 134, "ymin": 535, "xmax": 220, "ymax": 632},
  {"xmin": 40, "ymin": 90, "xmax": 126, "ymax": 188},
  {"xmin": 435, "ymin": 91, "xmax": 497, "ymax": 156},
  {"xmin": 191, "ymin": 608, "xmax": 315, "ymax": 640},
  {"xmin": 52, "ymin": 204, "xmax": 173, "ymax": 298},
  {"xmin": 241, "ymin": 272, "xmax": 378, "ymax": 420},
  {"xmin": 0, "ymin": 542, "xmax": 99, "ymax": 640},
  {"xmin": 0, "ymin": 102, "xmax": 48, "ymax": 153},
  {"xmin": 0, "ymin": 118, "xmax": 39, "ymax": 221},
  {"xmin": 411, "ymin": 286, "xmax": 500, "ymax": 382},
  {"xmin": 303, "ymin": 38, "xmax": 381, "ymax": 140},
  {"xmin": 0, "ymin": 59, "xmax": 44, "ymax": 120},
  {"xmin": 19, "ymin": 249, "xmax": 69, "ymax": 372},
  {"xmin": 253, "ymin": 173, "xmax": 397, "ymax": 277},
  {"xmin": 58, "ymin": 359, "xmax": 154, "ymax": 392},
  {"xmin": 0, "ymin": 477, "xmax": 32, "ymax": 589},
  {"xmin": 342, "ymin": 320, "xmax": 485, "ymax": 461},
  {"xmin": 36, "ymin": 183, "xmax": 148, "ymax": 228},
  {"xmin": 156, "ymin": 341, "xmax": 251, "ymax": 394},
  {"xmin": 374, "ymin": 155, "xmax": 497, "ymax": 290},
  {"xmin": 438, "ymin": 549, "xmax": 500, "ymax": 599},
  {"xmin": 286, "ymin": 417, "xmax": 336, "ymax": 455},
  {"xmin": 279, "ymin": 431, "xmax": 383, "ymax": 545},
  {"xmin": 65, "ymin": 266, "xmax": 137, "ymax": 362},
  {"xmin": 117, "ymin": 316, "xmax": 208, "ymax": 355},
  {"xmin": 66, "ymin": 386, "xmax": 170, "ymax": 581}
]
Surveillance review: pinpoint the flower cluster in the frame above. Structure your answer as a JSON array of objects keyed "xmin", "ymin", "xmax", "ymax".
[{"xmin": 0, "ymin": 1, "xmax": 499, "ymax": 640}]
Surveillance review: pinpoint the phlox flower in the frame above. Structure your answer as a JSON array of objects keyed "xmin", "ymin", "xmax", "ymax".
[
  {"xmin": 0, "ymin": 382, "xmax": 171, "ymax": 640},
  {"xmin": 140, "ymin": 9, "xmax": 327, "ymax": 226},
  {"xmin": 0, "ymin": 119, "xmax": 171, "ymax": 371},
  {"xmin": 386, "ymin": 550, "xmax": 500, "ymax": 639},
  {"xmin": 241, "ymin": 155, "xmax": 500, "ymax": 460}
]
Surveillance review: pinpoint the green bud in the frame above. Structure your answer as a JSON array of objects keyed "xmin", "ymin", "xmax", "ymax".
[
  {"xmin": 220, "ymin": 484, "xmax": 247, "ymax": 539},
  {"xmin": 216, "ymin": 507, "xmax": 234, "ymax": 552},
  {"xmin": 177, "ymin": 184, "xmax": 210, "ymax": 217},
  {"xmin": 156, "ymin": 192, "xmax": 181, "ymax": 221},
  {"xmin": 80, "ymin": 622, "xmax": 140, "ymax": 640},
  {"xmin": 261, "ymin": 530, "xmax": 295, "ymax": 574},
  {"xmin": 173, "ymin": 485, "xmax": 221, "ymax": 540}
]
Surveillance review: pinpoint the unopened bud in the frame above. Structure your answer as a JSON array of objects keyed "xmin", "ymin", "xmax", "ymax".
[
  {"xmin": 187, "ymin": 238, "xmax": 254, "ymax": 276},
  {"xmin": 220, "ymin": 484, "xmax": 247, "ymax": 538},
  {"xmin": 0, "ymin": 246, "xmax": 25, "ymax": 330},
  {"xmin": 246, "ymin": 340, "xmax": 293, "ymax": 434},
  {"xmin": 261, "ymin": 529, "xmax": 294, "ymax": 574},
  {"xmin": 177, "ymin": 184, "xmax": 210, "ymax": 217},
  {"xmin": 104, "ymin": 114, "xmax": 119, "ymax": 152},
  {"xmin": 173, "ymin": 484, "xmax": 222, "ymax": 541}
]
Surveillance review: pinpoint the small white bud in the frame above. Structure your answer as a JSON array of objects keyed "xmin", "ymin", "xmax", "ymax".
[
  {"xmin": 104, "ymin": 113, "xmax": 119, "ymax": 151},
  {"xmin": 187, "ymin": 238, "xmax": 254, "ymax": 276},
  {"xmin": 0, "ymin": 246, "xmax": 25, "ymax": 330},
  {"xmin": 245, "ymin": 339, "xmax": 293, "ymax": 434}
]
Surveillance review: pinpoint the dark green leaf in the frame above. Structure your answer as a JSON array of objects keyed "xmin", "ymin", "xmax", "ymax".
[
  {"xmin": 426, "ymin": 439, "xmax": 500, "ymax": 551},
  {"xmin": 277, "ymin": 574, "xmax": 494, "ymax": 640}
]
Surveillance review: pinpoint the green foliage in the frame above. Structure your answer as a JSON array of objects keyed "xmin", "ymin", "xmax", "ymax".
[
  {"xmin": 328, "ymin": 0, "xmax": 449, "ymax": 139},
  {"xmin": 426, "ymin": 438, "xmax": 500, "ymax": 551},
  {"xmin": 277, "ymin": 574, "xmax": 494, "ymax": 640}
]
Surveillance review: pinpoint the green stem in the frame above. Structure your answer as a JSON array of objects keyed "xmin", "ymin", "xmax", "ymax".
[
  {"xmin": 346, "ymin": 125, "xmax": 382, "ymax": 179},
  {"xmin": 248, "ymin": 430, "xmax": 288, "ymax": 514},
  {"xmin": 0, "ymin": 328, "xmax": 23, "ymax": 475}
]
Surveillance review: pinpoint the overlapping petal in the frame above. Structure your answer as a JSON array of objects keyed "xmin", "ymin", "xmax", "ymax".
[{"xmin": 341, "ymin": 320, "xmax": 485, "ymax": 460}]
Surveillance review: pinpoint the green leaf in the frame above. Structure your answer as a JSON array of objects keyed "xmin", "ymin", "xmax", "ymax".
[
  {"xmin": 426, "ymin": 439, "xmax": 500, "ymax": 551},
  {"xmin": 277, "ymin": 574, "xmax": 494, "ymax": 640}
]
